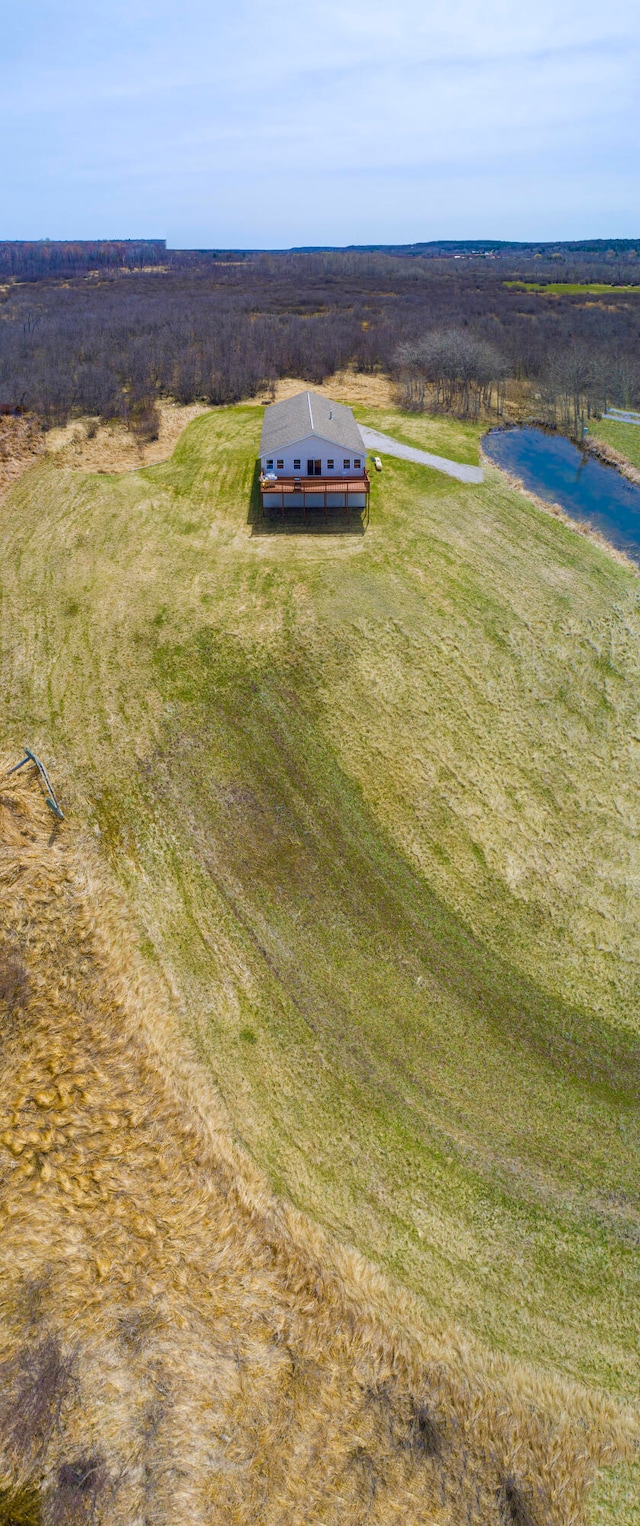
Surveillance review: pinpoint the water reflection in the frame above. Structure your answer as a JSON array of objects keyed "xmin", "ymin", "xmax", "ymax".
[{"xmin": 483, "ymin": 426, "xmax": 640, "ymax": 564}]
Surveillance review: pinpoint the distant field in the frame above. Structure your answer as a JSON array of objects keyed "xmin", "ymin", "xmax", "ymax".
[
  {"xmin": 1, "ymin": 403, "xmax": 640, "ymax": 1434},
  {"xmin": 505, "ymin": 281, "xmax": 640, "ymax": 295}
]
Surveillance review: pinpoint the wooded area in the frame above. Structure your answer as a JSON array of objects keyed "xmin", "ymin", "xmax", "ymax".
[{"xmin": 0, "ymin": 242, "xmax": 638, "ymax": 431}]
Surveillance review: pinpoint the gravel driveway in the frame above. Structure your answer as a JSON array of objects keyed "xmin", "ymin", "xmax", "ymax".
[{"xmin": 360, "ymin": 426, "xmax": 483, "ymax": 484}]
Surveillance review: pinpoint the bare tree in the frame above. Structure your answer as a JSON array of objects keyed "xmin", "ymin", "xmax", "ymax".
[{"xmin": 395, "ymin": 331, "xmax": 509, "ymax": 417}]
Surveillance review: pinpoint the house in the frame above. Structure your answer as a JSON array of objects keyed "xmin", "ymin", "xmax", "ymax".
[{"xmin": 259, "ymin": 391, "xmax": 370, "ymax": 516}]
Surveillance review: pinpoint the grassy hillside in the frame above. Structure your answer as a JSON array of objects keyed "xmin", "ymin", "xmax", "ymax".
[
  {"xmin": 1, "ymin": 403, "xmax": 639, "ymax": 1421},
  {"xmin": 588, "ymin": 417, "xmax": 640, "ymax": 472},
  {"xmin": 1, "ymin": 763, "xmax": 630, "ymax": 1526}
]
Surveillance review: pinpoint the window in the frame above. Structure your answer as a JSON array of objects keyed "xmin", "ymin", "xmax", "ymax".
[
  {"xmin": 327, "ymin": 459, "xmax": 334, "ymax": 469},
  {"xmin": 266, "ymin": 459, "xmax": 273, "ymax": 469},
  {"xmin": 354, "ymin": 458, "xmax": 361, "ymax": 468},
  {"xmin": 293, "ymin": 459, "xmax": 301, "ymax": 470},
  {"xmin": 314, "ymin": 460, "xmax": 321, "ymax": 476},
  {"xmin": 343, "ymin": 459, "xmax": 350, "ymax": 469},
  {"xmin": 276, "ymin": 459, "xmax": 284, "ymax": 470}
]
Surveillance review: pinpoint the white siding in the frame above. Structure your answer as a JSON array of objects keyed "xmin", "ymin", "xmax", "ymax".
[{"xmin": 261, "ymin": 434, "xmax": 365, "ymax": 477}]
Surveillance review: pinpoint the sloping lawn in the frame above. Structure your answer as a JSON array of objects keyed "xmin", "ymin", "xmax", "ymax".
[
  {"xmin": 1, "ymin": 404, "xmax": 639, "ymax": 1408},
  {"xmin": 589, "ymin": 417, "xmax": 640, "ymax": 471}
]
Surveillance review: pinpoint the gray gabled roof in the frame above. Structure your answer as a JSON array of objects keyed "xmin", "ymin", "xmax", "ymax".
[{"xmin": 260, "ymin": 391, "xmax": 365, "ymax": 456}]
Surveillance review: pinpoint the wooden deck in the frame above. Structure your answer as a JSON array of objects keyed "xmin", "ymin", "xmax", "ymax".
[{"xmin": 260, "ymin": 471, "xmax": 370, "ymax": 522}]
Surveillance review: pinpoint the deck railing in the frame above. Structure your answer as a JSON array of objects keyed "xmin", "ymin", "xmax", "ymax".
[
  {"xmin": 260, "ymin": 471, "xmax": 370, "ymax": 493},
  {"xmin": 261, "ymin": 466, "xmax": 371, "ymax": 485},
  {"xmin": 259, "ymin": 471, "xmax": 370, "ymax": 525}
]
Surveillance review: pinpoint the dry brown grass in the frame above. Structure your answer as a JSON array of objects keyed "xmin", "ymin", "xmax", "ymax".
[
  {"xmin": 246, "ymin": 369, "xmax": 396, "ymax": 410},
  {"xmin": 0, "ymin": 417, "xmax": 45, "ymax": 501},
  {"xmin": 581, "ymin": 435, "xmax": 640, "ymax": 486},
  {"xmin": 0, "ymin": 373, "xmax": 390, "ymax": 492},
  {"xmin": 0, "ymin": 760, "xmax": 635, "ymax": 1525},
  {"xmin": 43, "ymin": 401, "xmax": 209, "ymax": 476}
]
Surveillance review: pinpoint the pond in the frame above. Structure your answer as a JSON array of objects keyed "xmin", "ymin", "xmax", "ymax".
[{"xmin": 483, "ymin": 425, "xmax": 640, "ymax": 565}]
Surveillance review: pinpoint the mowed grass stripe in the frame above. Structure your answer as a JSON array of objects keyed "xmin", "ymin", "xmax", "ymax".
[{"xmin": 1, "ymin": 404, "xmax": 639, "ymax": 1400}]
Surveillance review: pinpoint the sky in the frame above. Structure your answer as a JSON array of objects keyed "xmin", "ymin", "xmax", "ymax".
[{"xmin": 1, "ymin": 0, "xmax": 639, "ymax": 248}]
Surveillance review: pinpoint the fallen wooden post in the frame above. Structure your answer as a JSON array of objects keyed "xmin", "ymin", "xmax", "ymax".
[{"xmin": 6, "ymin": 747, "xmax": 64, "ymax": 820}]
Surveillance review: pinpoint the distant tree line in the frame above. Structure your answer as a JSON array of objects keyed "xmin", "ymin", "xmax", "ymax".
[
  {"xmin": 0, "ymin": 249, "xmax": 638, "ymax": 431},
  {"xmin": 0, "ymin": 240, "xmax": 167, "ymax": 280},
  {"xmin": 2, "ymin": 238, "xmax": 638, "ymax": 282}
]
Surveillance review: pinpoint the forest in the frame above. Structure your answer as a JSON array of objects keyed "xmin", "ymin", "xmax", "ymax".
[{"xmin": 0, "ymin": 239, "xmax": 639, "ymax": 434}]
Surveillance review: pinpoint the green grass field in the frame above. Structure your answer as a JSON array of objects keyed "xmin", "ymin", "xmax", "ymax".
[
  {"xmin": 588, "ymin": 417, "xmax": 640, "ymax": 471},
  {"xmin": 1, "ymin": 404, "xmax": 639, "ymax": 1422},
  {"xmin": 505, "ymin": 281, "xmax": 640, "ymax": 295}
]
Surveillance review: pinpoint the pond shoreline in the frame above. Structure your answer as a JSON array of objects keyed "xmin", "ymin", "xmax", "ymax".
[
  {"xmin": 479, "ymin": 442, "xmax": 639, "ymax": 576},
  {"xmin": 489, "ymin": 417, "xmax": 640, "ymax": 488},
  {"xmin": 578, "ymin": 432, "xmax": 640, "ymax": 487}
]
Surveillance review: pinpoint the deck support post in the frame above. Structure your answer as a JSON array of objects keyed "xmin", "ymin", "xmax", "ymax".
[{"xmin": 259, "ymin": 471, "xmax": 369, "ymax": 528}]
